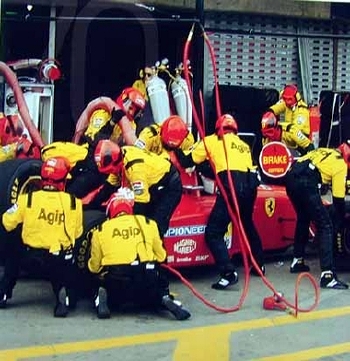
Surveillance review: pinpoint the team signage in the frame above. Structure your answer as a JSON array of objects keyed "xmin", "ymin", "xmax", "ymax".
[{"xmin": 259, "ymin": 141, "xmax": 293, "ymax": 178}]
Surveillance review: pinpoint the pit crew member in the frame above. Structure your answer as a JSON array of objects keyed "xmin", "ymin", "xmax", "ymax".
[
  {"xmin": 261, "ymin": 84, "xmax": 314, "ymax": 155},
  {"xmin": 174, "ymin": 114, "xmax": 265, "ymax": 290},
  {"xmin": 81, "ymin": 87, "xmax": 146, "ymax": 147},
  {"xmin": 285, "ymin": 141, "xmax": 350, "ymax": 289},
  {"xmin": 0, "ymin": 157, "xmax": 83, "ymax": 316},
  {"xmin": 88, "ymin": 188, "xmax": 190, "ymax": 320},
  {"xmin": 93, "ymin": 140, "xmax": 182, "ymax": 237},
  {"xmin": 134, "ymin": 115, "xmax": 194, "ymax": 160}
]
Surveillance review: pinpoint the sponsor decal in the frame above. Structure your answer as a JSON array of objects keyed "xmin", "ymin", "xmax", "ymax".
[
  {"xmin": 167, "ymin": 255, "xmax": 174, "ymax": 263},
  {"xmin": 264, "ymin": 197, "xmax": 276, "ymax": 218},
  {"xmin": 176, "ymin": 257, "xmax": 192, "ymax": 262},
  {"xmin": 259, "ymin": 141, "xmax": 293, "ymax": 178},
  {"xmin": 132, "ymin": 181, "xmax": 144, "ymax": 195},
  {"xmin": 195, "ymin": 255, "xmax": 209, "ymax": 262},
  {"xmin": 165, "ymin": 225, "xmax": 206, "ymax": 237},
  {"xmin": 174, "ymin": 239, "xmax": 196, "ymax": 254}
]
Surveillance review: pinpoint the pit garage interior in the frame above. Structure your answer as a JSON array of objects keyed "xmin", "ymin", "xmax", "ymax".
[{"xmin": 1, "ymin": 2, "xmax": 350, "ymax": 153}]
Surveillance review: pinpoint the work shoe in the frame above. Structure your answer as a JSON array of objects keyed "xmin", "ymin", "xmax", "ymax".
[
  {"xmin": 54, "ymin": 287, "xmax": 69, "ymax": 318},
  {"xmin": 95, "ymin": 287, "xmax": 110, "ymax": 319},
  {"xmin": 0, "ymin": 293, "xmax": 8, "ymax": 309},
  {"xmin": 161, "ymin": 295, "xmax": 191, "ymax": 320},
  {"xmin": 320, "ymin": 271, "xmax": 349, "ymax": 290},
  {"xmin": 211, "ymin": 270, "xmax": 238, "ymax": 290},
  {"xmin": 290, "ymin": 258, "xmax": 310, "ymax": 273},
  {"xmin": 250, "ymin": 265, "xmax": 266, "ymax": 277}
]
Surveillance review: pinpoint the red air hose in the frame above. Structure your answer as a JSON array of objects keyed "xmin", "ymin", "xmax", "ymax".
[
  {"xmin": 168, "ymin": 22, "xmax": 320, "ymax": 316},
  {"xmin": 0, "ymin": 61, "xmax": 45, "ymax": 148}
]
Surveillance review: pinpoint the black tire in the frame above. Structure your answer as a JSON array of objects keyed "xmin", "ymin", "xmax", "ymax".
[
  {"xmin": 73, "ymin": 210, "xmax": 107, "ymax": 298},
  {"xmin": 74, "ymin": 210, "xmax": 107, "ymax": 271},
  {"xmin": 0, "ymin": 159, "xmax": 42, "ymax": 263}
]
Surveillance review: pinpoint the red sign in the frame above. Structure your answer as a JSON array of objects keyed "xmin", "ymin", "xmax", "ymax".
[{"xmin": 259, "ymin": 141, "xmax": 294, "ymax": 178}]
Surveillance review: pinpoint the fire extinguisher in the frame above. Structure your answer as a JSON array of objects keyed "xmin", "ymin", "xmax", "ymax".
[{"xmin": 309, "ymin": 105, "xmax": 321, "ymax": 149}]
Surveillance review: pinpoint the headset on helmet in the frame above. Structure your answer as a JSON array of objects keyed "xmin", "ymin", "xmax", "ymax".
[
  {"xmin": 94, "ymin": 139, "xmax": 123, "ymax": 175},
  {"xmin": 106, "ymin": 187, "xmax": 135, "ymax": 218},
  {"xmin": 281, "ymin": 84, "xmax": 301, "ymax": 108},
  {"xmin": 0, "ymin": 114, "xmax": 24, "ymax": 146},
  {"xmin": 115, "ymin": 87, "xmax": 146, "ymax": 121},
  {"xmin": 215, "ymin": 114, "xmax": 238, "ymax": 136},
  {"xmin": 160, "ymin": 115, "xmax": 189, "ymax": 149},
  {"xmin": 338, "ymin": 140, "xmax": 350, "ymax": 169},
  {"xmin": 41, "ymin": 156, "xmax": 71, "ymax": 191}
]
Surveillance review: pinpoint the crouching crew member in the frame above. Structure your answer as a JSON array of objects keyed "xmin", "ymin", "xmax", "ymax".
[
  {"xmin": 92, "ymin": 140, "xmax": 182, "ymax": 238},
  {"xmin": 174, "ymin": 114, "xmax": 265, "ymax": 290},
  {"xmin": 286, "ymin": 141, "xmax": 350, "ymax": 289},
  {"xmin": 88, "ymin": 187, "xmax": 191, "ymax": 320},
  {"xmin": 0, "ymin": 157, "xmax": 83, "ymax": 316},
  {"xmin": 134, "ymin": 115, "xmax": 194, "ymax": 159}
]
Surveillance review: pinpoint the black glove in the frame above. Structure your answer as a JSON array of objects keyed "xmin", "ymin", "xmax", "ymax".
[
  {"xmin": 110, "ymin": 108, "xmax": 126, "ymax": 126},
  {"xmin": 173, "ymin": 148, "xmax": 195, "ymax": 168}
]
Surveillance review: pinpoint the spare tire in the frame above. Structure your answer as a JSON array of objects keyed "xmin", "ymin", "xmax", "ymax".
[
  {"xmin": 0, "ymin": 159, "xmax": 42, "ymax": 262},
  {"xmin": 0, "ymin": 158, "xmax": 43, "ymax": 213}
]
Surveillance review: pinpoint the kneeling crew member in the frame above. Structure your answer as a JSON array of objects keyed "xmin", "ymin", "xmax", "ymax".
[
  {"xmin": 0, "ymin": 157, "xmax": 83, "ymax": 316},
  {"xmin": 88, "ymin": 188, "xmax": 191, "ymax": 320}
]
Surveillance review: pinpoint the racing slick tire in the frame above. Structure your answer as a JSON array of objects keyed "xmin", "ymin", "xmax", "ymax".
[
  {"xmin": 0, "ymin": 159, "xmax": 42, "ymax": 264},
  {"xmin": 73, "ymin": 209, "xmax": 107, "ymax": 297}
]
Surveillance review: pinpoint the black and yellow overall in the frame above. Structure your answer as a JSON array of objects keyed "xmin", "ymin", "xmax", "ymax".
[
  {"xmin": 285, "ymin": 148, "xmax": 347, "ymax": 273},
  {"xmin": 0, "ymin": 189, "xmax": 83, "ymax": 309}
]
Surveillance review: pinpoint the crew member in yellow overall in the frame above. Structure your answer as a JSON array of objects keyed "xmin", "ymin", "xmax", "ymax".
[
  {"xmin": 285, "ymin": 141, "xmax": 350, "ymax": 289},
  {"xmin": 261, "ymin": 84, "xmax": 314, "ymax": 155},
  {"xmin": 174, "ymin": 114, "xmax": 265, "ymax": 289},
  {"xmin": 134, "ymin": 115, "xmax": 194, "ymax": 159},
  {"xmin": 88, "ymin": 188, "xmax": 190, "ymax": 320},
  {"xmin": 93, "ymin": 140, "xmax": 182, "ymax": 237},
  {"xmin": 0, "ymin": 157, "xmax": 83, "ymax": 316}
]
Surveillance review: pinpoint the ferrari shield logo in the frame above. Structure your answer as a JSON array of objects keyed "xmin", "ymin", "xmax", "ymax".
[{"xmin": 265, "ymin": 198, "xmax": 275, "ymax": 218}]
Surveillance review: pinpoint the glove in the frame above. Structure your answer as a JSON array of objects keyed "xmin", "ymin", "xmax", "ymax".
[{"xmin": 110, "ymin": 108, "xmax": 126, "ymax": 126}]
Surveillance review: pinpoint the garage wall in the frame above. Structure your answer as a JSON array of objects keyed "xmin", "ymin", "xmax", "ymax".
[{"xmin": 203, "ymin": 13, "xmax": 350, "ymax": 106}]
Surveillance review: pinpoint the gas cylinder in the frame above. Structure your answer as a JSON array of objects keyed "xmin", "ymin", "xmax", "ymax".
[
  {"xmin": 309, "ymin": 105, "xmax": 321, "ymax": 149},
  {"xmin": 171, "ymin": 74, "xmax": 192, "ymax": 131},
  {"xmin": 146, "ymin": 74, "xmax": 171, "ymax": 124}
]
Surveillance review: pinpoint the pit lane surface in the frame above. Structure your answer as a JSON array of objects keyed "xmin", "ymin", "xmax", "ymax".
[{"xmin": 1, "ymin": 256, "xmax": 350, "ymax": 361}]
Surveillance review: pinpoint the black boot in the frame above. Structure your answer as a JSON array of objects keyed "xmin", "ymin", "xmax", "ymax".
[
  {"xmin": 54, "ymin": 287, "xmax": 69, "ymax": 318},
  {"xmin": 95, "ymin": 287, "xmax": 110, "ymax": 319},
  {"xmin": 161, "ymin": 295, "xmax": 191, "ymax": 320}
]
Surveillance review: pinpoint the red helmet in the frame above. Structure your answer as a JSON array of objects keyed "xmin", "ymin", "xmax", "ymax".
[
  {"xmin": 106, "ymin": 187, "xmax": 135, "ymax": 218},
  {"xmin": 0, "ymin": 114, "xmax": 24, "ymax": 146},
  {"xmin": 281, "ymin": 84, "xmax": 299, "ymax": 108},
  {"xmin": 115, "ymin": 87, "xmax": 146, "ymax": 121},
  {"xmin": 160, "ymin": 115, "xmax": 189, "ymax": 149},
  {"xmin": 215, "ymin": 114, "xmax": 238, "ymax": 136},
  {"xmin": 338, "ymin": 140, "xmax": 350, "ymax": 169},
  {"xmin": 94, "ymin": 140, "xmax": 123, "ymax": 175},
  {"xmin": 261, "ymin": 111, "xmax": 279, "ymax": 140},
  {"xmin": 41, "ymin": 156, "xmax": 71, "ymax": 191}
]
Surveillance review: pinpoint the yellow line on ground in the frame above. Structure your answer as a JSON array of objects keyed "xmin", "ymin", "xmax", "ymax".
[
  {"xmin": 1, "ymin": 305, "xmax": 350, "ymax": 361},
  {"xmin": 255, "ymin": 342, "xmax": 350, "ymax": 361}
]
